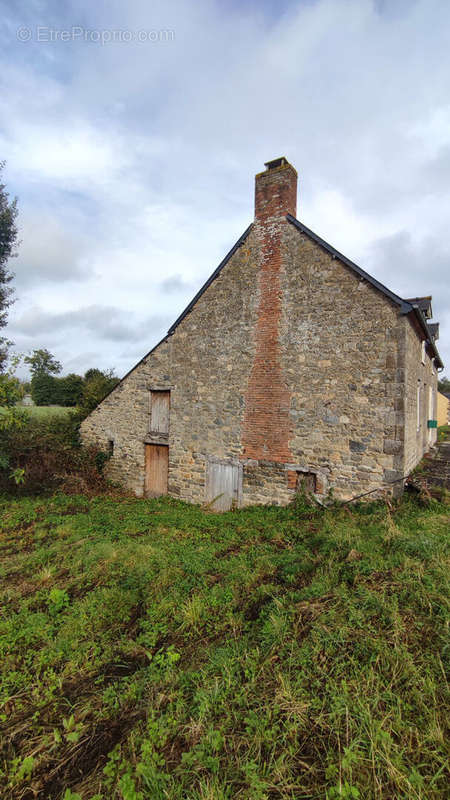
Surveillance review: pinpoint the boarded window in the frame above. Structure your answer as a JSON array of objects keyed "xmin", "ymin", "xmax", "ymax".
[
  {"xmin": 205, "ymin": 461, "xmax": 242, "ymax": 511},
  {"xmin": 150, "ymin": 390, "xmax": 170, "ymax": 434},
  {"xmin": 145, "ymin": 444, "xmax": 168, "ymax": 496},
  {"xmin": 296, "ymin": 471, "xmax": 317, "ymax": 493}
]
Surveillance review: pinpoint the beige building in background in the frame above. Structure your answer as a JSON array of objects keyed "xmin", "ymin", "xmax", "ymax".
[
  {"xmin": 81, "ymin": 159, "xmax": 444, "ymax": 508},
  {"xmin": 437, "ymin": 391, "xmax": 449, "ymax": 427}
]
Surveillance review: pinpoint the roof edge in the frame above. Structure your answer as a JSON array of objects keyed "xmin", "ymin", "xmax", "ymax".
[
  {"xmin": 287, "ymin": 214, "xmax": 444, "ymax": 369},
  {"xmin": 287, "ymin": 214, "xmax": 411, "ymax": 311},
  {"xmin": 167, "ymin": 222, "xmax": 253, "ymax": 335},
  {"xmin": 409, "ymin": 305, "xmax": 444, "ymax": 369},
  {"xmin": 82, "ymin": 223, "xmax": 253, "ymax": 416}
]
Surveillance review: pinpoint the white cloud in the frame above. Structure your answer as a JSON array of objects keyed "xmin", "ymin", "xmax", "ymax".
[{"xmin": 1, "ymin": 0, "xmax": 449, "ymax": 374}]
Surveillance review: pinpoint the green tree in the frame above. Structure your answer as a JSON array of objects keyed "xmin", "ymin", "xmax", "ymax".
[
  {"xmin": 25, "ymin": 349, "xmax": 62, "ymax": 405},
  {"xmin": 438, "ymin": 375, "xmax": 450, "ymax": 395},
  {"xmin": 80, "ymin": 367, "xmax": 119, "ymax": 415},
  {"xmin": 24, "ymin": 348, "xmax": 62, "ymax": 378},
  {"xmin": 31, "ymin": 373, "xmax": 58, "ymax": 406},
  {"xmin": 0, "ymin": 162, "xmax": 19, "ymax": 371},
  {"xmin": 0, "ymin": 356, "xmax": 26, "ymax": 480},
  {"xmin": 54, "ymin": 373, "xmax": 84, "ymax": 406}
]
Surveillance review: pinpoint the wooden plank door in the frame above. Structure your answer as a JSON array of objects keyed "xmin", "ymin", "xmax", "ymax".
[
  {"xmin": 145, "ymin": 444, "xmax": 168, "ymax": 496},
  {"xmin": 206, "ymin": 462, "xmax": 242, "ymax": 511},
  {"xmin": 150, "ymin": 391, "xmax": 170, "ymax": 434}
]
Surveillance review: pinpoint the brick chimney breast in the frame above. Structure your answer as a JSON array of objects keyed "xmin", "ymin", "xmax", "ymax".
[
  {"xmin": 241, "ymin": 158, "xmax": 297, "ymax": 463},
  {"xmin": 254, "ymin": 157, "xmax": 297, "ymax": 221}
]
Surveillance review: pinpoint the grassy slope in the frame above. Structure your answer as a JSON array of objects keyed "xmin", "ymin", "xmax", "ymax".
[{"xmin": 0, "ymin": 493, "xmax": 448, "ymax": 800}]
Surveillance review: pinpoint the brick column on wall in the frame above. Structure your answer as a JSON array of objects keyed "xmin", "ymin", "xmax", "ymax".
[{"xmin": 241, "ymin": 158, "xmax": 297, "ymax": 462}]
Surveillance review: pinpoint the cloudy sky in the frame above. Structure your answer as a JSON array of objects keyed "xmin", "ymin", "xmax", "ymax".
[{"xmin": 1, "ymin": 0, "xmax": 449, "ymax": 379}]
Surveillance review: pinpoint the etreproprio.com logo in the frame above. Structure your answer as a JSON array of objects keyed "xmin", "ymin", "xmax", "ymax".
[{"xmin": 16, "ymin": 26, "xmax": 175, "ymax": 45}]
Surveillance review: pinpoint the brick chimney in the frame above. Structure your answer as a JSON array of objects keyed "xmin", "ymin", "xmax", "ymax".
[
  {"xmin": 254, "ymin": 157, "xmax": 297, "ymax": 221},
  {"xmin": 241, "ymin": 158, "xmax": 297, "ymax": 463}
]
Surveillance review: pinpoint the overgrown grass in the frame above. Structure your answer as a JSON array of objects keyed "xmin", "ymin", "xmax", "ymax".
[{"xmin": 0, "ymin": 493, "xmax": 449, "ymax": 799}]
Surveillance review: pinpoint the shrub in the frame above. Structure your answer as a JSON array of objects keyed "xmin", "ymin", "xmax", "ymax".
[{"xmin": 0, "ymin": 410, "xmax": 110, "ymax": 493}]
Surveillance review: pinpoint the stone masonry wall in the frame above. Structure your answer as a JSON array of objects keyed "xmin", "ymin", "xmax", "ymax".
[
  {"xmin": 279, "ymin": 224, "xmax": 405, "ymax": 500},
  {"xmin": 81, "ymin": 161, "xmax": 434, "ymax": 506},
  {"xmin": 81, "ymin": 226, "xmax": 261, "ymax": 501},
  {"xmin": 403, "ymin": 320, "xmax": 438, "ymax": 476}
]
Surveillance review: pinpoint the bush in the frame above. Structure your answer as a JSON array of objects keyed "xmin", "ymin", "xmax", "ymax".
[{"xmin": 0, "ymin": 410, "xmax": 111, "ymax": 493}]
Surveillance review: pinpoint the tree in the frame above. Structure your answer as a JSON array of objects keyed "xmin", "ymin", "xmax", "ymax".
[
  {"xmin": 0, "ymin": 357, "xmax": 26, "ymax": 482},
  {"xmin": 0, "ymin": 162, "xmax": 19, "ymax": 371},
  {"xmin": 24, "ymin": 348, "xmax": 62, "ymax": 378},
  {"xmin": 438, "ymin": 375, "xmax": 450, "ymax": 395},
  {"xmin": 80, "ymin": 367, "xmax": 119, "ymax": 415},
  {"xmin": 30, "ymin": 373, "xmax": 58, "ymax": 406},
  {"xmin": 54, "ymin": 373, "xmax": 84, "ymax": 406},
  {"xmin": 24, "ymin": 349, "xmax": 62, "ymax": 405}
]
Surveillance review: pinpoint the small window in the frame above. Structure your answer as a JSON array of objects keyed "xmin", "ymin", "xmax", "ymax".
[
  {"xmin": 421, "ymin": 340, "xmax": 426, "ymax": 365},
  {"xmin": 108, "ymin": 439, "xmax": 114, "ymax": 456}
]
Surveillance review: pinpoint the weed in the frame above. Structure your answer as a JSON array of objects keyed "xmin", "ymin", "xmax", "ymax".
[{"xmin": 0, "ymin": 492, "xmax": 448, "ymax": 799}]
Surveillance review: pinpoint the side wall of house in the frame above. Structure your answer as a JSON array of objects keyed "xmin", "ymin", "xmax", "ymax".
[{"xmin": 403, "ymin": 321, "xmax": 438, "ymax": 475}]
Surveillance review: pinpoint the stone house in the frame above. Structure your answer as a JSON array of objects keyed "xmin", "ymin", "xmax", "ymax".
[{"xmin": 81, "ymin": 158, "xmax": 444, "ymax": 508}]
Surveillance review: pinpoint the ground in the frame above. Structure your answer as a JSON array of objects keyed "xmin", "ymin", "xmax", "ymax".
[{"xmin": 0, "ymin": 489, "xmax": 449, "ymax": 800}]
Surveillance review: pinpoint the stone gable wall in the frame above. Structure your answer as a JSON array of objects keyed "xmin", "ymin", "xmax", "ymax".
[
  {"xmin": 279, "ymin": 225, "xmax": 405, "ymax": 500},
  {"xmin": 81, "ymin": 227, "xmax": 261, "ymax": 501},
  {"xmin": 81, "ymin": 208, "xmax": 435, "ymax": 505}
]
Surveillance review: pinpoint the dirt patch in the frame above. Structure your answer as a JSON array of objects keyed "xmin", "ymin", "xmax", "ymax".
[
  {"xmin": 243, "ymin": 594, "xmax": 273, "ymax": 621},
  {"xmin": 25, "ymin": 709, "xmax": 146, "ymax": 800}
]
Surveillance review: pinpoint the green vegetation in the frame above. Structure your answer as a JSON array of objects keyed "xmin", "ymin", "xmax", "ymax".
[
  {"xmin": 438, "ymin": 425, "xmax": 450, "ymax": 443},
  {"xmin": 0, "ymin": 410, "xmax": 107, "ymax": 494},
  {"xmin": 0, "ymin": 161, "xmax": 19, "ymax": 371},
  {"xmin": 438, "ymin": 376, "xmax": 450, "ymax": 395},
  {"xmin": 17, "ymin": 405, "xmax": 72, "ymax": 420},
  {"xmin": 0, "ymin": 492, "xmax": 448, "ymax": 799}
]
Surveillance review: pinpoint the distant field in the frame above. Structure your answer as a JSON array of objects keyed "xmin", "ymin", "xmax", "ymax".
[
  {"xmin": 15, "ymin": 404, "xmax": 72, "ymax": 418},
  {"xmin": 0, "ymin": 491, "xmax": 448, "ymax": 799}
]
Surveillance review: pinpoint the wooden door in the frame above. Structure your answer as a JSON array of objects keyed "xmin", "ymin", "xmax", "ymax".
[
  {"xmin": 145, "ymin": 444, "xmax": 168, "ymax": 496},
  {"xmin": 150, "ymin": 391, "xmax": 170, "ymax": 434},
  {"xmin": 206, "ymin": 462, "xmax": 242, "ymax": 511}
]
